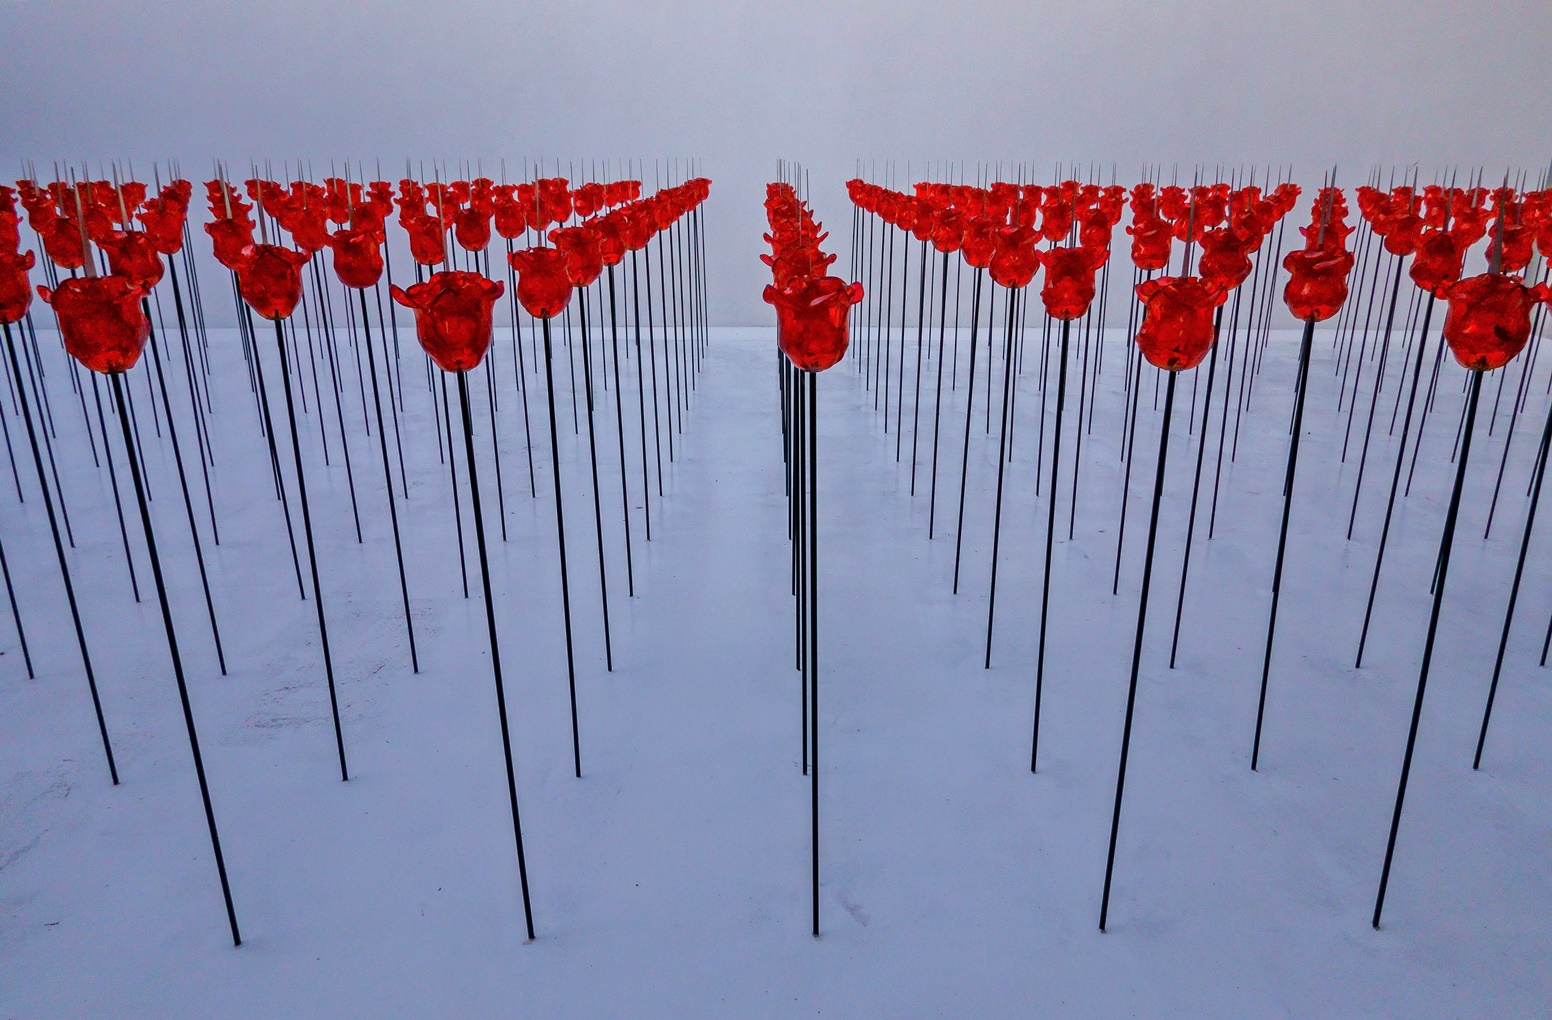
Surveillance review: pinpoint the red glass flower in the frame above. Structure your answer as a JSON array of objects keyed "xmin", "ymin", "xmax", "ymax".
[
  {"xmin": 550, "ymin": 225, "xmax": 604, "ymax": 287},
  {"xmin": 454, "ymin": 205, "xmax": 492, "ymax": 252},
  {"xmin": 989, "ymin": 225, "xmax": 1040, "ymax": 289},
  {"xmin": 95, "ymin": 230, "xmax": 164, "ymax": 291},
  {"xmin": 37, "ymin": 275, "xmax": 150, "ymax": 373},
  {"xmin": 0, "ymin": 250, "xmax": 35, "ymax": 323},
  {"xmin": 1409, "ymin": 230, "xmax": 1463, "ymax": 297},
  {"xmin": 390, "ymin": 270, "xmax": 505, "ymax": 372},
  {"xmin": 1441, "ymin": 273, "xmax": 1550, "ymax": 371},
  {"xmin": 236, "ymin": 244, "xmax": 312, "ymax": 321},
  {"xmin": 206, "ymin": 217, "xmax": 255, "ymax": 271},
  {"xmin": 1039, "ymin": 245, "xmax": 1108, "ymax": 320},
  {"xmin": 1134, "ymin": 276, "xmax": 1228, "ymax": 371},
  {"xmin": 763, "ymin": 274, "xmax": 864, "ymax": 373},
  {"xmin": 39, "ymin": 214, "xmax": 87, "ymax": 270},
  {"xmin": 405, "ymin": 215, "xmax": 447, "ymax": 266},
  {"xmin": 1128, "ymin": 215, "xmax": 1174, "ymax": 271},
  {"xmin": 508, "ymin": 246, "xmax": 574, "ymax": 318},
  {"xmin": 1281, "ymin": 247, "xmax": 1354, "ymax": 322},
  {"xmin": 329, "ymin": 227, "xmax": 384, "ymax": 289}
]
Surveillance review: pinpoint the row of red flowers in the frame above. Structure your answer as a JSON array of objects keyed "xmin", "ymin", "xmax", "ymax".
[{"xmin": 761, "ymin": 182, "xmax": 863, "ymax": 373}]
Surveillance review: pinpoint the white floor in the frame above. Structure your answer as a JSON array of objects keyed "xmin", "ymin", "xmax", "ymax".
[{"xmin": 2, "ymin": 311, "xmax": 1549, "ymax": 1017}]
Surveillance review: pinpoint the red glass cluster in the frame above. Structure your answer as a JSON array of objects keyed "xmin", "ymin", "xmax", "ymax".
[
  {"xmin": 763, "ymin": 183, "xmax": 862, "ymax": 372},
  {"xmin": 1282, "ymin": 187, "xmax": 1356, "ymax": 322},
  {"xmin": 391, "ymin": 270, "xmax": 506, "ymax": 371}
]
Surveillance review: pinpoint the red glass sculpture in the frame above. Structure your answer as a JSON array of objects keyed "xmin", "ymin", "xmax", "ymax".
[
  {"xmin": 1127, "ymin": 214, "xmax": 1174, "ymax": 272},
  {"xmin": 404, "ymin": 215, "xmax": 447, "ymax": 266},
  {"xmin": 1134, "ymin": 276, "xmax": 1228, "ymax": 371},
  {"xmin": 1039, "ymin": 245, "xmax": 1108, "ymax": 320},
  {"xmin": 95, "ymin": 229, "xmax": 165, "ymax": 291},
  {"xmin": 37, "ymin": 275, "xmax": 151, "ymax": 373},
  {"xmin": 391, "ymin": 270, "xmax": 505, "ymax": 372},
  {"xmin": 1441, "ymin": 273, "xmax": 1550, "ymax": 371},
  {"xmin": 763, "ymin": 274, "xmax": 864, "ymax": 373},
  {"xmin": 1282, "ymin": 247, "xmax": 1354, "ymax": 322},
  {"xmin": 1409, "ymin": 230, "xmax": 1463, "ymax": 297},
  {"xmin": 550, "ymin": 225, "xmax": 604, "ymax": 287},
  {"xmin": 236, "ymin": 244, "xmax": 312, "ymax": 320},
  {"xmin": 0, "ymin": 250, "xmax": 35, "ymax": 323},
  {"xmin": 962, "ymin": 217, "xmax": 999, "ymax": 269},
  {"xmin": 329, "ymin": 227, "xmax": 384, "ymax": 289},
  {"xmin": 989, "ymin": 224, "xmax": 1040, "ymax": 289},
  {"xmin": 508, "ymin": 246, "xmax": 575, "ymax": 318}
]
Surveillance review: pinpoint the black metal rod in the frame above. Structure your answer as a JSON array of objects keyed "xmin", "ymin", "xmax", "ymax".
[
  {"xmin": 1100, "ymin": 368, "xmax": 1178, "ymax": 933},
  {"xmin": 3, "ymin": 321, "xmax": 115, "ymax": 781},
  {"xmin": 359, "ymin": 289, "xmax": 418, "ymax": 672},
  {"xmin": 576, "ymin": 290, "xmax": 614, "ymax": 671},
  {"xmin": 1167, "ymin": 306, "xmax": 1224, "ymax": 668},
  {"xmin": 247, "ymin": 310, "xmax": 307, "ymax": 600},
  {"xmin": 1356, "ymin": 297, "xmax": 1438, "ymax": 668},
  {"xmin": 807, "ymin": 368, "xmax": 820, "ymax": 939},
  {"xmin": 927, "ymin": 251, "xmax": 951, "ymax": 537},
  {"xmin": 111, "ymin": 371, "xmax": 239, "ymax": 946},
  {"xmin": 606, "ymin": 267, "xmax": 636, "ymax": 594},
  {"xmin": 984, "ymin": 287, "xmax": 1021, "ymax": 669},
  {"xmin": 1473, "ymin": 380, "xmax": 1552, "ymax": 768},
  {"xmin": 1373, "ymin": 369, "xmax": 1484, "ymax": 929},
  {"xmin": 456, "ymin": 370, "xmax": 537, "ymax": 941},
  {"xmin": 540, "ymin": 316, "xmax": 583, "ymax": 778},
  {"xmin": 1031, "ymin": 316, "xmax": 1071, "ymax": 771},
  {"xmin": 272, "ymin": 319, "xmax": 349, "ymax": 782},
  {"xmin": 951, "ymin": 269, "xmax": 985, "ymax": 593}
]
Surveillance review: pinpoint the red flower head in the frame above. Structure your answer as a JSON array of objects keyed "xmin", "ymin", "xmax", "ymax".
[
  {"xmin": 537, "ymin": 179, "xmax": 573, "ymax": 229},
  {"xmin": 0, "ymin": 250, "xmax": 36, "ymax": 323},
  {"xmin": 1409, "ymin": 229, "xmax": 1463, "ymax": 297},
  {"xmin": 329, "ymin": 227, "xmax": 384, "ymax": 289},
  {"xmin": 1134, "ymin": 276, "xmax": 1228, "ymax": 371},
  {"xmin": 390, "ymin": 270, "xmax": 505, "ymax": 372},
  {"xmin": 1281, "ymin": 246, "xmax": 1354, "ymax": 322},
  {"xmin": 136, "ymin": 180, "xmax": 192, "ymax": 255},
  {"xmin": 1197, "ymin": 226, "xmax": 1256, "ymax": 292},
  {"xmin": 989, "ymin": 224, "xmax": 1040, "ymax": 289},
  {"xmin": 910, "ymin": 199, "xmax": 936, "ymax": 242},
  {"xmin": 550, "ymin": 225, "xmax": 604, "ymax": 287},
  {"xmin": 593, "ymin": 215, "xmax": 627, "ymax": 267},
  {"xmin": 929, "ymin": 208, "xmax": 964, "ymax": 253},
  {"xmin": 236, "ymin": 244, "xmax": 312, "ymax": 321},
  {"xmin": 492, "ymin": 186, "xmax": 529, "ymax": 240},
  {"xmin": 205, "ymin": 217, "xmax": 255, "ymax": 271},
  {"xmin": 763, "ymin": 274, "xmax": 864, "ymax": 373},
  {"xmin": 1127, "ymin": 214, "xmax": 1173, "ymax": 271},
  {"xmin": 39, "ymin": 213, "xmax": 87, "ymax": 270},
  {"xmin": 1441, "ymin": 273, "xmax": 1550, "ymax": 372},
  {"xmin": 962, "ymin": 217, "xmax": 999, "ymax": 269},
  {"xmin": 95, "ymin": 229, "xmax": 164, "ymax": 291},
  {"xmin": 508, "ymin": 246, "xmax": 574, "ymax": 318},
  {"xmin": 1039, "ymin": 245, "xmax": 1108, "ymax": 320},
  {"xmin": 1488, "ymin": 220, "xmax": 1535, "ymax": 274},
  {"xmin": 620, "ymin": 205, "xmax": 655, "ymax": 251},
  {"xmin": 404, "ymin": 214, "xmax": 447, "ymax": 266},
  {"xmin": 37, "ymin": 275, "xmax": 150, "ymax": 373},
  {"xmin": 454, "ymin": 204, "xmax": 492, "ymax": 252}
]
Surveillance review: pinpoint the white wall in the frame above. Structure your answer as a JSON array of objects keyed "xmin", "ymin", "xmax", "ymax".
[{"xmin": 2, "ymin": 0, "xmax": 1547, "ymax": 324}]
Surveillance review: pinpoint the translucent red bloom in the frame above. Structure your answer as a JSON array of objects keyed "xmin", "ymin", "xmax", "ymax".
[
  {"xmin": 38, "ymin": 275, "xmax": 150, "ymax": 373},
  {"xmin": 236, "ymin": 244, "xmax": 312, "ymax": 321},
  {"xmin": 329, "ymin": 228, "xmax": 384, "ymax": 289},
  {"xmin": 1282, "ymin": 247, "xmax": 1354, "ymax": 322},
  {"xmin": 390, "ymin": 270, "xmax": 505, "ymax": 372},
  {"xmin": 95, "ymin": 230, "xmax": 164, "ymax": 291},
  {"xmin": 550, "ymin": 225, "xmax": 604, "ymax": 287},
  {"xmin": 1039, "ymin": 245, "xmax": 1108, "ymax": 320},
  {"xmin": 1441, "ymin": 273, "xmax": 1550, "ymax": 371},
  {"xmin": 1134, "ymin": 276, "xmax": 1227, "ymax": 371},
  {"xmin": 763, "ymin": 274, "xmax": 864, "ymax": 373},
  {"xmin": 989, "ymin": 225, "xmax": 1040, "ymax": 289},
  {"xmin": 404, "ymin": 216, "xmax": 447, "ymax": 266},
  {"xmin": 1409, "ymin": 230, "xmax": 1463, "ymax": 297},
  {"xmin": 0, "ymin": 250, "xmax": 35, "ymax": 323},
  {"xmin": 508, "ymin": 246, "xmax": 574, "ymax": 318}
]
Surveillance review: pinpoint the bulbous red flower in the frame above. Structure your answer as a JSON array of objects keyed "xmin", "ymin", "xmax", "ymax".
[
  {"xmin": 206, "ymin": 218, "xmax": 255, "ymax": 270},
  {"xmin": 1039, "ymin": 245, "xmax": 1108, "ymax": 320},
  {"xmin": 1134, "ymin": 276, "xmax": 1228, "ymax": 371},
  {"xmin": 405, "ymin": 215, "xmax": 447, "ymax": 266},
  {"xmin": 508, "ymin": 246, "xmax": 574, "ymax": 318},
  {"xmin": 237, "ymin": 244, "xmax": 312, "ymax": 321},
  {"xmin": 550, "ymin": 226, "xmax": 604, "ymax": 287},
  {"xmin": 0, "ymin": 250, "xmax": 36, "ymax": 324},
  {"xmin": 1281, "ymin": 246, "xmax": 1354, "ymax": 322},
  {"xmin": 1441, "ymin": 273, "xmax": 1549, "ymax": 371},
  {"xmin": 1127, "ymin": 215, "xmax": 1173, "ymax": 272},
  {"xmin": 40, "ymin": 215, "xmax": 87, "ymax": 270},
  {"xmin": 136, "ymin": 186, "xmax": 190, "ymax": 255},
  {"xmin": 763, "ymin": 274, "xmax": 864, "ymax": 373},
  {"xmin": 95, "ymin": 230, "xmax": 164, "ymax": 291},
  {"xmin": 390, "ymin": 270, "xmax": 505, "ymax": 372},
  {"xmin": 329, "ymin": 228, "xmax": 384, "ymax": 289},
  {"xmin": 989, "ymin": 225, "xmax": 1040, "ymax": 289},
  {"xmin": 1409, "ymin": 230, "xmax": 1463, "ymax": 297},
  {"xmin": 594, "ymin": 216, "xmax": 626, "ymax": 267},
  {"xmin": 38, "ymin": 275, "xmax": 150, "ymax": 373},
  {"xmin": 454, "ymin": 206, "xmax": 492, "ymax": 252},
  {"xmin": 931, "ymin": 209, "xmax": 965, "ymax": 253},
  {"xmin": 961, "ymin": 217, "xmax": 999, "ymax": 270}
]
